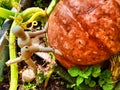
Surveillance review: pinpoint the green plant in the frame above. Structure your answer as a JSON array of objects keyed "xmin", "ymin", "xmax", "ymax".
[
  {"xmin": 36, "ymin": 72, "xmax": 47, "ymax": 84},
  {"xmin": 23, "ymin": 82, "xmax": 37, "ymax": 90},
  {"xmin": 0, "ymin": 0, "xmax": 19, "ymax": 28},
  {"xmin": 98, "ymin": 70, "xmax": 114, "ymax": 90},
  {"xmin": 34, "ymin": 0, "xmax": 51, "ymax": 9},
  {"xmin": 67, "ymin": 66, "xmax": 114, "ymax": 90}
]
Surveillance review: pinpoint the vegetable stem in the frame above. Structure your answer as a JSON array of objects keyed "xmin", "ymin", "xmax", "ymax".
[
  {"xmin": 26, "ymin": 11, "xmax": 46, "ymax": 23},
  {"xmin": 0, "ymin": 7, "xmax": 15, "ymax": 19},
  {"xmin": 22, "ymin": 11, "xmax": 46, "ymax": 29},
  {"xmin": 9, "ymin": 21, "xmax": 18, "ymax": 90},
  {"xmin": 47, "ymin": 0, "xmax": 59, "ymax": 15},
  {"xmin": 55, "ymin": 65, "xmax": 75, "ymax": 84},
  {"xmin": 44, "ymin": 68, "xmax": 54, "ymax": 89},
  {"xmin": 20, "ymin": 7, "xmax": 45, "ymax": 20}
]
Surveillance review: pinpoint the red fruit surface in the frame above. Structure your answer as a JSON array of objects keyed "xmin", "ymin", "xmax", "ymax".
[{"xmin": 47, "ymin": 0, "xmax": 120, "ymax": 68}]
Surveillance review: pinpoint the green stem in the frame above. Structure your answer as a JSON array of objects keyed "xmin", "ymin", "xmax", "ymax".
[
  {"xmin": 22, "ymin": 10, "xmax": 46, "ymax": 29},
  {"xmin": 20, "ymin": 7, "xmax": 46, "ymax": 20},
  {"xmin": 14, "ymin": 7, "xmax": 46, "ymax": 29},
  {"xmin": 9, "ymin": 21, "xmax": 18, "ymax": 90},
  {"xmin": 44, "ymin": 68, "xmax": 54, "ymax": 89},
  {"xmin": 42, "ymin": 1, "xmax": 60, "ymax": 87},
  {"xmin": 0, "ymin": 7, "xmax": 45, "ymax": 22},
  {"xmin": 44, "ymin": 53, "xmax": 56, "ymax": 89},
  {"xmin": 47, "ymin": 0, "xmax": 59, "ymax": 16},
  {"xmin": 0, "ymin": 7, "xmax": 15, "ymax": 19},
  {"xmin": 54, "ymin": 65, "xmax": 75, "ymax": 84}
]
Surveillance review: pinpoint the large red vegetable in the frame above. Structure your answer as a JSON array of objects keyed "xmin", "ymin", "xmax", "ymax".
[{"xmin": 47, "ymin": 0, "xmax": 120, "ymax": 68}]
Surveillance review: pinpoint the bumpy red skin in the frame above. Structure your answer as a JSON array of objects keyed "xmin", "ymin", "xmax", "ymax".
[{"xmin": 47, "ymin": 0, "xmax": 120, "ymax": 68}]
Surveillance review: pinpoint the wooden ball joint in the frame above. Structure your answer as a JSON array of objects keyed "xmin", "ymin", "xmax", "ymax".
[
  {"xmin": 47, "ymin": 0, "xmax": 120, "ymax": 68},
  {"xmin": 5, "ymin": 22, "xmax": 62, "ymax": 82},
  {"xmin": 12, "ymin": 25, "xmax": 31, "ymax": 48}
]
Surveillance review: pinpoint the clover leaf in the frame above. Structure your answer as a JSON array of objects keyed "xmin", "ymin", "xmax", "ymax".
[
  {"xmin": 85, "ymin": 77, "xmax": 91, "ymax": 85},
  {"xmin": 84, "ymin": 66, "xmax": 93, "ymax": 77},
  {"xmin": 67, "ymin": 65, "xmax": 113, "ymax": 90},
  {"xmin": 98, "ymin": 78, "xmax": 105, "ymax": 87},
  {"xmin": 88, "ymin": 80, "xmax": 96, "ymax": 87},
  {"xmin": 76, "ymin": 76, "xmax": 84, "ymax": 86},
  {"xmin": 92, "ymin": 66, "xmax": 101, "ymax": 77},
  {"xmin": 103, "ymin": 84, "xmax": 114, "ymax": 90},
  {"xmin": 68, "ymin": 66, "xmax": 81, "ymax": 77}
]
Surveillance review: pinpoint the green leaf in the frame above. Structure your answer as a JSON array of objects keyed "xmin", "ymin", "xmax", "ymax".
[
  {"xmin": 85, "ymin": 77, "xmax": 91, "ymax": 85},
  {"xmin": 100, "ymin": 70, "xmax": 111, "ymax": 79},
  {"xmin": 98, "ymin": 79, "xmax": 105, "ymax": 87},
  {"xmin": 23, "ymin": 82, "xmax": 36, "ymax": 90},
  {"xmin": 79, "ymin": 83, "xmax": 94, "ymax": 90},
  {"xmin": 79, "ymin": 67, "xmax": 93, "ymax": 79},
  {"xmin": 76, "ymin": 76, "xmax": 84, "ymax": 86},
  {"xmin": 92, "ymin": 73, "xmax": 100, "ymax": 78},
  {"xmin": 82, "ymin": 74, "xmax": 89, "ymax": 78},
  {"xmin": 102, "ymin": 84, "xmax": 114, "ymax": 90},
  {"xmin": 67, "ymin": 84, "xmax": 76, "ymax": 88},
  {"xmin": 0, "ymin": 77, "xmax": 3, "ymax": 82},
  {"xmin": 68, "ymin": 66, "xmax": 81, "ymax": 77},
  {"xmin": 79, "ymin": 71, "xmax": 88, "ymax": 78},
  {"xmin": 84, "ymin": 67, "xmax": 93, "ymax": 77},
  {"xmin": 37, "ymin": 72, "xmax": 47, "ymax": 84},
  {"xmin": 104, "ymin": 70, "xmax": 111, "ymax": 78},
  {"xmin": 105, "ymin": 78, "xmax": 113, "ymax": 83},
  {"xmin": 92, "ymin": 66, "xmax": 101, "ymax": 77},
  {"xmin": 88, "ymin": 80, "xmax": 96, "ymax": 87},
  {"xmin": 74, "ymin": 86, "xmax": 79, "ymax": 90}
]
